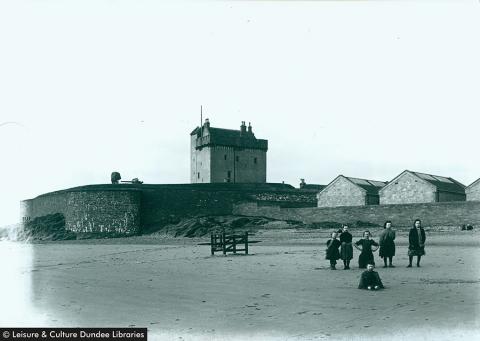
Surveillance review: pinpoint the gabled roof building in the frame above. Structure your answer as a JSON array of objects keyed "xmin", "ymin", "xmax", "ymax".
[
  {"xmin": 317, "ymin": 175, "xmax": 387, "ymax": 207},
  {"xmin": 379, "ymin": 170, "xmax": 466, "ymax": 205},
  {"xmin": 466, "ymin": 178, "xmax": 480, "ymax": 201}
]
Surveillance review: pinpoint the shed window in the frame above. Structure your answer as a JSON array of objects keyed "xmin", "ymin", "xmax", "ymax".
[
  {"xmin": 224, "ymin": 154, "xmax": 227, "ymax": 160},
  {"xmin": 254, "ymin": 157, "xmax": 257, "ymax": 164}
]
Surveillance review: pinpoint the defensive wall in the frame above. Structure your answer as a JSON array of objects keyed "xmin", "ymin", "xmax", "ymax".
[
  {"xmin": 21, "ymin": 189, "xmax": 142, "ymax": 235},
  {"xmin": 20, "ymin": 183, "xmax": 318, "ymax": 235},
  {"xmin": 233, "ymin": 200, "xmax": 480, "ymax": 227}
]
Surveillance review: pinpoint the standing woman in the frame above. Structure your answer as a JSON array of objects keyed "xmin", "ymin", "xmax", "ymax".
[
  {"xmin": 326, "ymin": 231, "xmax": 341, "ymax": 270},
  {"xmin": 379, "ymin": 220, "xmax": 396, "ymax": 268},
  {"xmin": 340, "ymin": 224, "xmax": 353, "ymax": 270},
  {"xmin": 408, "ymin": 219, "xmax": 426, "ymax": 267},
  {"xmin": 354, "ymin": 230, "xmax": 379, "ymax": 269}
]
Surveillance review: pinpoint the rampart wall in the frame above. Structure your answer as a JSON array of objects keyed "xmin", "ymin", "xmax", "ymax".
[
  {"xmin": 21, "ymin": 189, "xmax": 142, "ymax": 235},
  {"xmin": 20, "ymin": 184, "xmax": 317, "ymax": 235}
]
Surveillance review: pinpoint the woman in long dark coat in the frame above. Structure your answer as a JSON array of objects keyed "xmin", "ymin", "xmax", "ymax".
[
  {"xmin": 379, "ymin": 220, "xmax": 396, "ymax": 268},
  {"xmin": 354, "ymin": 230, "xmax": 379, "ymax": 269},
  {"xmin": 407, "ymin": 219, "xmax": 426, "ymax": 267},
  {"xmin": 340, "ymin": 224, "xmax": 353, "ymax": 270},
  {"xmin": 326, "ymin": 231, "xmax": 341, "ymax": 270}
]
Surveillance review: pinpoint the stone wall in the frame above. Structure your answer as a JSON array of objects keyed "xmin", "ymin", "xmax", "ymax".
[
  {"xmin": 317, "ymin": 176, "xmax": 366, "ymax": 207},
  {"xmin": 466, "ymin": 180, "xmax": 480, "ymax": 201},
  {"xmin": 20, "ymin": 193, "xmax": 68, "ymax": 220},
  {"xmin": 210, "ymin": 146, "xmax": 266, "ymax": 183},
  {"xmin": 191, "ymin": 136, "xmax": 211, "ymax": 183},
  {"xmin": 234, "ymin": 200, "xmax": 480, "ymax": 227},
  {"xmin": 253, "ymin": 191, "xmax": 317, "ymax": 204},
  {"xmin": 66, "ymin": 190, "xmax": 141, "ymax": 234},
  {"xmin": 139, "ymin": 187, "xmax": 246, "ymax": 231},
  {"xmin": 20, "ymin": 189, "xmax": 141, "ymax": 235},
  {"xmin": 380, "ymin": 171, "xmax": 435, "ymax": 205},
  {"xmin": 20, "ymin": 183, "xmax": 316, "ymax": 236}
]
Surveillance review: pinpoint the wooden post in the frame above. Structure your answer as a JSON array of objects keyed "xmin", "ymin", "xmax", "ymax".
[
  {"xmin": 211, "ymin": 232, "xmax": 214, "ymax": 255},
  {"xmin": 222, "ymin": 230, "xmax": 226, "ymax": 255},
  {"xmin": 245, "ymin": 232, "xmax": 249, "ymax": 255},
  {"xmin": 233, "ymin": 235, "xmax": 237, "ymax": 254}
]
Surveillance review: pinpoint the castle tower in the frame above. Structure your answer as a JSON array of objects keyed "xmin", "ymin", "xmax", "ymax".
[{"xmin": 190, "ymin": 119, "xmax": 268, "ymax": 183}]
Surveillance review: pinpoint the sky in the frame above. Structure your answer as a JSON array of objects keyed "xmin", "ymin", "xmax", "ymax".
[{"xmin": 1, "ymin": 0, "xmax": 479, "ymax": 226}]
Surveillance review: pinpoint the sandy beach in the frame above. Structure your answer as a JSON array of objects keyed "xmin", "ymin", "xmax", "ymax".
[{"xmin": 2, "ymin": 229, "xmax": 480, "ymax": 340}]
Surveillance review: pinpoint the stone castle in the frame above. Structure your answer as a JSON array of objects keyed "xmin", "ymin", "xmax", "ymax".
[{"xmin": 190, "ymin": 119, "xmax": 268, "ymax": 183}]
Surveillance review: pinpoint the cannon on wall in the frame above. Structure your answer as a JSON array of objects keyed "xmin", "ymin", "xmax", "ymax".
[{"xmin": 111, "ymin": 172, "xmax": 121, "ymax": 184}]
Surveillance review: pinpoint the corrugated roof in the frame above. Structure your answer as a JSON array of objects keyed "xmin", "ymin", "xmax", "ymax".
[
  {"xmin": 320, "ymin": 175, "xmax": 387, "ymax": 196},
  {"xmin": 345, "ymin": 176, "xmax": 387, "ymax": 195},
  {"xmin": 411, "ymin": 171, "xmax": 466, "ymax": 194}
]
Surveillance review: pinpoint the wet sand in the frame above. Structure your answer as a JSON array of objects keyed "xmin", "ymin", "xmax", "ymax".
[{"xmin": 7, "ymin": 229, "xmax": 480, "ymax": 340}]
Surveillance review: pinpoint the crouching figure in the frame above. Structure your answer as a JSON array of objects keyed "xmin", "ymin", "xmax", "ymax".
[{"xmin": 358, "ymin": 264, "xmax": 384, "ymax": 290}]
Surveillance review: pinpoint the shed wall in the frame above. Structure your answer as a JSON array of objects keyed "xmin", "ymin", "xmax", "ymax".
[
  {"xmin": 380, "ymin": 172, "xmax": 435, "ymax": 204},
  {"xmin": 466, "ymin": 181, "xmax": 480, "ymax": 201},
  {"xmin": 317, "ymin": 177, "xmax": 366, "ymax": 207}
]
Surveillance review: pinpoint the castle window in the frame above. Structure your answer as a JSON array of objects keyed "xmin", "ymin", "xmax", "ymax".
[
  {"xmin": 254, "ymin": 157, "xmax": 257, "ymax": 164},
  {"xmin": 236, "ymin": 156, "xmax": 239, "ymax": 162},
  {"xmin": 197, "ymin": 172, "xmax": 200, "ymax": 179},
  {"xmin": 227, "ymin": 171, "xmax": 231, "ymax": 178},
  {"xmin": 224, "ymin": 154, "xmax": 227, "ymax": 160}
]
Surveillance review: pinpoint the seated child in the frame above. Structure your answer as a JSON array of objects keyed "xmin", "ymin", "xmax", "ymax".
[{"xmin": 358, "ymin": 263, "xmax": 384, "ymax": 290}]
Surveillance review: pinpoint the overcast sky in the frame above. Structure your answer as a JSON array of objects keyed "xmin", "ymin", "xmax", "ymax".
[{"xmin": 1, "ymin": 1, "xmax": 479, "ymax": 226}]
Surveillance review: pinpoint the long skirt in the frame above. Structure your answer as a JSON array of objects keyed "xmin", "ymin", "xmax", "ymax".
[
  {"xmin": 340, "ymin": 242, "xmax": 353, "ymax": 260},
  {"xmin": 358, "ymin": 251, "xmax": 375, "ymax": 268},
  {"xmin": 379, "ymin": 240, "xmax": 395, "ymax": 258},
  {"xmin": 326, "ymin": 248, "xmax": 340, "ymax": 260},
  {"xmin": 408, "ymin": 246, "xmax": 426, "ymax": 257}
]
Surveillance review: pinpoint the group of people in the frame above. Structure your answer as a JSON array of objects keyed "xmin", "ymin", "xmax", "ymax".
[{"xmin": 325, "ymin": 219, "xmax": 427, "ymax": 289}]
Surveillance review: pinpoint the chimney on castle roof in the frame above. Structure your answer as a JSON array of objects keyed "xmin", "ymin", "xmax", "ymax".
[
  {"xmin": 199, "ymin": 118, "xmax": 210, "ymax": 137},
  {"xmin": 300, "ymin": 178, "xmax": 306, "ymax": 189},
  {"xmin": 204, "ymin": 118, "xmax": 210, "ymax": 128},
  {"xmin": 247, "ymin": 122, "xmax": 253, "ymax": 134},
  {"xmin": 240, "ymin": 121, "xmax": 247, "ymax": 136}
]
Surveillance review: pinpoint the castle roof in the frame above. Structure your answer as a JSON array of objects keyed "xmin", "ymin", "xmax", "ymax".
[{"xmin": 192, "ymin": 123, "xmax": 268, "ymax": 151}]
